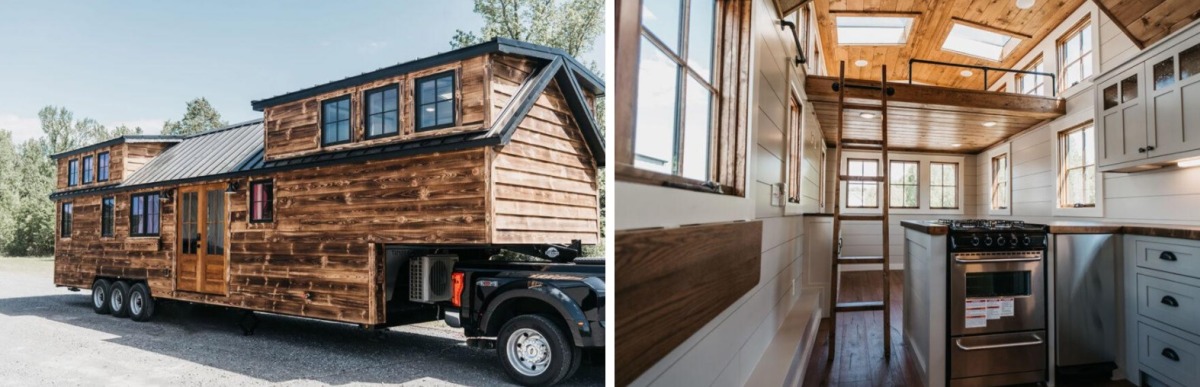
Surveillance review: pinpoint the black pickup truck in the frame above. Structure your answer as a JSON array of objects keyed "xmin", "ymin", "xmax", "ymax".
[{"xmin": 443, "ymin": 251, "xmax": 605, "ymax": 386}]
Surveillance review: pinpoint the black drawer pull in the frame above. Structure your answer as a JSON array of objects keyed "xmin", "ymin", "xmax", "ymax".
[
  {"xmin": 1160, "ymin": 251, "xmax": 1178, "ymax": 261},
  {"xmin": 1162, "ymin": 348, "xmax": 1180, "ymax": 362},
  {"xmin": 1162, "ymin": 295, "xmax": 1179, "ymax": 307}
]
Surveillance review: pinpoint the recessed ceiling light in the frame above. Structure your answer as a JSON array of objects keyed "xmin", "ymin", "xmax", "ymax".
[
  {"xmin": 952, "ymin": 144, "xmax": 963, "ymax": 147},
  {"xmin": 961, "ymin": 70, "xmax": 974, "ymax": 77},
  {"xmin": 982, "ymin": 121, "xmax": 997, "ymax": 127},
  {"xmin": 1016, "ymin": 0, "xmax": 1035, "ymax": 10},
  {"xmin": 859, "ymin": 112, "xmax": 876, "ymax": 119},
  {"xmin": 855, "ymin": 59, "xmax": 869, "ymax": 67}
]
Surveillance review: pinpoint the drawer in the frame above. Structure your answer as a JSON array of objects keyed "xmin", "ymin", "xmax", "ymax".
[
  {"xmin": 1138, "ymin": 322, "xmax": 1200, "ymax": 386},
  {"xmin": 1138, "ymin": 274, "xmax": 1200, "ymax": 335},
  {"xmin": 1134, "ymin": 238, "xmax": 1200, "ymax": 279}
]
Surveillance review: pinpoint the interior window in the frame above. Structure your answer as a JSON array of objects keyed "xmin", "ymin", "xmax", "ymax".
[
  {"xmin": 787, "ymin": 95, "xmax": 803, "ymax": 203},
  {"xmin": 930, "ymin": 162, "xmax": 958, "ymax": 209},
  {"xmin": 1018, "ymin": 59, "xmax": 1045, "ymax": 95},
  {"xmin": 889, "ymin": 160, "xmax": 918, "ymax": 208},
  {"xmin": 942, "ymin": 23, "xmax": 1021, "ymax": 61},
  {"xmin": 322, "ymin": 96, "xmax": 352, "ymax": 146},
  {"xmin": 846, "ymin": 159, "xmax": 878, "ymax": 208},
  {"xmin": 992, "ymin": 155, "xmax": 1010, "ymax": 210},
  {"xmin": 836, "ymin": 16, "xmax": 914, "ymax": 46},
  {"xmin": 415, "ymin": 71, "xmax": 456, "ymax": 131},
  {"xmin": 1060, "ymin": 21, "xmax": 1093, "ymax": 89},
  {"xmin": 1058, "ymin": 124, "xmax": 1096, "ymax": 208}
]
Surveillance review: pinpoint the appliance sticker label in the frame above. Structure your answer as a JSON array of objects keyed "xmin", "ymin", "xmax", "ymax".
[
  {"xmin": 987, "ymin": 298, "xmax": 1001, "ymax": 320},
  {"xmin": 1000, "ymin": 297, "xmax": 1015, "ymax": 317},
  {"xmin": 965, "ymin": 299, "xmax": 988, "ymax": 328}
]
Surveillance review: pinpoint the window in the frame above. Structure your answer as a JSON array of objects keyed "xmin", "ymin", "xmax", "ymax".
[
  {"xmin": 835, "ymin": 16, "xmax": 914, "ymax": 45},
  {"xmin": 130, "ymin": 193, "xmax": 161, "ymax": 236},
  {"xmin": 1058, "ymin": 124, "xmax": 1096, "ymax": 207},
  {"xmin": 1018, "ymin": 58, "xmax": 1045, "ymax": 96},
  {"xmin": 364, "ymin": 85, "xmax": 400, "ymax": 138},
  {"xmin": 633, "ymin": 0, "xmax": 717, "ymax": 181},
  {"xmin": 68, "ymin": 159, "xmax": 78, "ymax": 187},
  {"xmin": 930, "ymin": 162, "xmax": 958, "ymax": 209},
  {"xmin": 101, "ymin": 197, "xmax": 114, "ymax": 237},
  {"xmin": 942, "ymin": 22, "xmax": 1020, "ymax": 61},
  {"xmin": 415, "ymin": 71, "xmax": 457, "ymax": 131},
  {"xmin": 82, "ymin": 156, "xmax": 93, "ymax": 184},
  {"xmin": 250, "ymin": 180, "xmax": 274, "ymax": 222},
  {"xmin": 800, "ymin": 6, "xmax": 811, "ymax": 59},
  {"xmin": 992, "ymin": 155, "xmax": 1010, "ymax": 210},
  {"xmin": 321, "ymin": 96, "xmax": 352, "ymax": 146},
  {"xmin": 889, "ymin": 161, "xmax": 918, "ymax": 208},
  {"xmin": 60, "ymin": 202, "xmax": 72, "ymax": 238},
  {"xmin": 787, "ymin": 95, "xmax": 803, "ymax": 203},
  {"xmin": 97, "ymin": 152, "xmax": 110, "ymax": 182},
  {"xmin": 1060, "ymin": 20, "xmax": 1093, "ymax": 89},
  {"xmin": 846, "ymin": 159, "xmax": 878, "ymax": 208}
]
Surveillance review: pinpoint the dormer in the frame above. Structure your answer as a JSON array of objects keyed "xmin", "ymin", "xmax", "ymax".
[
  {"xmin": 250, "ymin": 38, "xmax": 604, "ymax": 164},
  {"xmin": 50, "ymin": 136, "xmax": 182, "ymax": 192}
]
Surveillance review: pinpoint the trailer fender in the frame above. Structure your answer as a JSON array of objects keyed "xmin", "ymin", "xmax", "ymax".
[{"xmin": 481, "ymin": 284, "xmax": 593, "ymax": 347}]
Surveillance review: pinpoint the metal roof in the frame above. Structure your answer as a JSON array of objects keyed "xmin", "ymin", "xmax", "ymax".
[
  {"xmin": 121, "ymin": 119, "xmax": 265, "ymax": 186},
  {"xmin": 50, "ymin": 135, "xmax": 183, "ymax": 160}
]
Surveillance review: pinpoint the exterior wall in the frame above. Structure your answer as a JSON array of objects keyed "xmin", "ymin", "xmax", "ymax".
[
  {"xmin": 124, "ymin": 143, "xmax": 173, "ymax": 178},
  {"xmin": 491, "ymin": 54, "xmax": 539, "ymax": 119},
  {"xmin": 262, "ymin": 55, "xmax": 491, "ymax": 161},
  {"xmin": 56, "ymin": 145, "xmax": 123, "ymax": 191},
  {"xmin": 616, "ymin": 0, "xmax": 823, "ymax": 384},
  {"xmin": 54, "ymin": 148, "xmax": 489, "ymax": 325},
  {"xmin": 491, "ymin": 80, "xmax": 601, "ymax": 245}
]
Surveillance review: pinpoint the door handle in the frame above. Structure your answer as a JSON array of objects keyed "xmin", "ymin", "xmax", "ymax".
[
  {"xmin": 1162, "ymin": 348, "xmax": 1180, "ymax": 362},
  {"xmin": 1160, "ymin": 251, "xmax": 1178, "ymax": 262},
  {"xmin": 955, "ymin": 334, "xmax": 1043, "ymax": 351},
  {"xmin": 954, "ymin": 257, "xmax": 1041, "ymax": 264},
  {"xmin": 1161, "ymin": 295, "xmax": 1179, "ymax": 307}
]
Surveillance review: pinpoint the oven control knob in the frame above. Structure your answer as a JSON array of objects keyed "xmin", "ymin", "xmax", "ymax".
[
  {"xmin": 997, "ymin": 235, "xmax": 1007, "ymax": 245},
  {"xmin": 984, "ymin": 236, "xmax": 993, "ymax": 246},
  {"xmin": 1010, "ymin": 234, "xmax": 1019, "ymax": 246},
  {"xmin": 1023, "ymin": 236, "xmax": 1032, "ymax": 246},
  {"xmin": 970, "ymin": 236, "xmax": 980, "ymax": 246}
]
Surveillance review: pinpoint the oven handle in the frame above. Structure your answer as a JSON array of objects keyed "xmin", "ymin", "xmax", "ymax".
[
  {"xmin": 955, "ymin": 334, "xmax": 1043, "ymax": 351},
  {"xmin": 953, "ymin": 257, "xmax": 1041, "ymax": 264}
]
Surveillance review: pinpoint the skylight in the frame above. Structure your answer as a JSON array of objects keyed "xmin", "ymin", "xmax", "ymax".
[
  {"xmin": 941, "ymin": 23, "xmax": 1021, "ymax": 61},
  {"xmin": 836, "ymin": 16, "xmax": 914, "ymax": 45}
]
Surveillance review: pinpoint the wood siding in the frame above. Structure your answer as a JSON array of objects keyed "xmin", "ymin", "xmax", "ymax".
[
  {"xmin": 491, "ymin": 79, "xmax": 600, "ymax": 245},
  {"xmin": 263, "ymin": 56, "xmax": 491, "ymax": 161},
  {"xmin": 55, "ymin": 142, "xmax": 175, "ymax": 191},
  {"xmin": 124, "ymin": 142, "xmax": 172, "ymax": 178}
]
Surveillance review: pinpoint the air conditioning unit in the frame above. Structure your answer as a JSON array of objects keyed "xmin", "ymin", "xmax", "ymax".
[{"xmin": 409, "ymin": 254, "xmax": 458, "ymax": 303}]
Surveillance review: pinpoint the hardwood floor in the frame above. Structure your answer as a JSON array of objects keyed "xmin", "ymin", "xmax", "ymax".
[{"xmin": 801, "ymin": 271, "xmax": 1133, "ymax": 387}]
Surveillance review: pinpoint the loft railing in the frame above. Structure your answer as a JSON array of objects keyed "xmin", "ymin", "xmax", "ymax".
[{"xmin": 908, "ymin": 58, "xmax": 1058, "ymax": 97}]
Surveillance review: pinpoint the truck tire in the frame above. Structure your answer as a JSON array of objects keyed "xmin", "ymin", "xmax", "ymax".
[
  {"xmin": 498, "ymin": 314, "xmax": 581, "ymax": 386},
  {"xmin": 128, "ymin": 283, "xmax": 156, "ymax": 322},
  {"xmin": 109, "ymin": 281, "xmax": 131, "ymax": 318},
  {"xmin": 92, "ymin": 278, "xmax": 112, "ymax": 315}
]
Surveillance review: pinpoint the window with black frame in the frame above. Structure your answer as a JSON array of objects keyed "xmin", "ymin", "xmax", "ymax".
[
  {"xmin": 415, "ymin": 71, "xmax": 456, "ymax": 131},
  {"xmin": 97, "ymin": 152, "xmax": 110, "ymax": 181},
  {"xmin": 130, "ymin": 193, "xmax": 161, "ymax": 236},
  {"xmin": 364, "ymin": 85, "xmax": 399, "ymax": 138},
  {"xmin": 82, "ymin": 155, "xmax": 93, "ymax": 184},
  {"xmin": 60, "ymin": 202, "xmax": 72, "ymax": 238},
  {"xmin": 322, "ymin": 96, "xmax": 352, "ymax": 146},
  {"xmin": 250, "ymin": 180, "xmax": 274, "ymax": 222},
  {"xmin": 68, "ymin": 159, "xmax": 78, "ymax": 186},
  {"xmin": 101, "ymin": 197, "xmax": 114, "ymax": 237}
]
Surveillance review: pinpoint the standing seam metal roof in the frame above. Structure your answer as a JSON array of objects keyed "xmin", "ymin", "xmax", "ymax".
[{"xmin": 120, "ymin": 120, "xmax": 265, "ymax": 186}]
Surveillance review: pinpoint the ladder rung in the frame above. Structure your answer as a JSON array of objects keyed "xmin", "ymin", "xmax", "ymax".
[
  {"xmin": 834, "ymin": 301, "xmax": 885, "ymax": 312},
  {"xmin": 843, "ymin": 103, "xmax": 883, "ymax": 111},
  {"xmin": 841, "ymin": 138, "xmax": 884, "ymax": 145},
  {"xmin": 839, "ymin": 215, "xmax": 884, "ymax": 221},
  {"xmin": 841, "ymin": 144, "xmax": 883, "ymax": 151},
  {"xmin": 837, "ymin": 256, "xmax": 885, "ymax": 265},
  {"xmin": 839, "ymin": 175, "xmax": 884, "ymax": 182}
]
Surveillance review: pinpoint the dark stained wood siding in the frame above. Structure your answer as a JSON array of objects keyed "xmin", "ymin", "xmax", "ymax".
[
  {"xmin": 124, "ymin": 142, "xmax": 172, "ymax": 178},
  {"xmin": 491, "ymin": 79, "xmax": 600, "ymax": 245},
  {"xmin": 55, "ymin": 142, "xmax": 174, "ymax": 191},
  {"xmin": 262, "ymin": 56, "xmax": 491, "ymax": 161}
]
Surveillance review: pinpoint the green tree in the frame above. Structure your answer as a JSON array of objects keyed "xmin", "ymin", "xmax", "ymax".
[
  {"xmin": 109, "ymin": 124, "xmax": 144, "ymax": 138},
  {"xmin": 8, "ymin": 139, "xmax": 54, "ymax": 256},
  {"xmin": 450, "ymin": 0, "xmax": 603, "ymax": 57},
  {"xmin": 39, "ymin": 106, "xmax": 88, "ymax": 154},
  {"xmin": 0, "ymin": 130, "xmax": 20, "ymax": 249},
  {"xmin": 162, "ymin": 98, "xmax": 227, "ymax": 136}
]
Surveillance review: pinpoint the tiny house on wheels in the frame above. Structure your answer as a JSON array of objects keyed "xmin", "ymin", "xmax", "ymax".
[{"xmin": 49, "ymin": 38, "xmax": 605, "ymax": 384}]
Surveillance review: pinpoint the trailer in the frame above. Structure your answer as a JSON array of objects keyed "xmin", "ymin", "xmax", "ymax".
[{"xmin": 48, "ymin": 38, "xmax": 604, "ymax": 383}]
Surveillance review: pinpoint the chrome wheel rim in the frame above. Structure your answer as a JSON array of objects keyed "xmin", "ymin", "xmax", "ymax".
[
  {"xmin": 506, "ymin": 328, "xmax": 552, "ymax": 377},
  {"xmin": 93, "ymin": 286, "xmax": 106, "ymax": 308},
  {"xmin": 111, "ymin": 287, "xmax": 124, "ymax": 312},
  {"xmin": 130, "ymin": 291, "xmax": 143, "ymax": 316}
]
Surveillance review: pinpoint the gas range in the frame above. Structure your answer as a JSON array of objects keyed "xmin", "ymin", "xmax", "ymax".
[{"xmin": 936, "ymin": 219, "xmax": 1049, "ymax": 252}]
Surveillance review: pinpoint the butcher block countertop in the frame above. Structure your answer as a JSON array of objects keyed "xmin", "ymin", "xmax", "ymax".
[
  {"xmin": 899, "ymin": 220, "xmax": 948, "ymax": 235},
  {"xmin": 900, "ymin": 219, "xmax": 1200, "ymax": 241}
]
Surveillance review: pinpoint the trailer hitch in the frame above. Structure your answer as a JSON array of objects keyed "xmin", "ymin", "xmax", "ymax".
[{"xmin": 506, "ymin": 240, "xmax": 583, "ymax": 263}]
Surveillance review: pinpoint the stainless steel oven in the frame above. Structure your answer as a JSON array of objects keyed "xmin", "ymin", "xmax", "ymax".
[{"xmin": 950, "ymin": 250, "xmax": 1045, "ymax": 336}]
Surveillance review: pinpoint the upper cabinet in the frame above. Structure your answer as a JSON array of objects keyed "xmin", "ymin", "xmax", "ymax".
[
  {"xmin": 52, "ymin": 138, "xmax": 180, "ymax": 191},
  {"xmin": 1098, "ymin": 24, "xmax": 1200, "ymax": 172}
]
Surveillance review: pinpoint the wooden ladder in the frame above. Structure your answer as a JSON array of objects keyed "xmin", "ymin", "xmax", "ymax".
[{"xmin": 827, "ymin": 61, "xmax": 892, "ymax": 361}]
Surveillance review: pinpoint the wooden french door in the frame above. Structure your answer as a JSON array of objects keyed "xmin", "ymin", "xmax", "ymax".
[{"xmin": 176, "ymin": 183, "xmax": 228, "ymax": 294}]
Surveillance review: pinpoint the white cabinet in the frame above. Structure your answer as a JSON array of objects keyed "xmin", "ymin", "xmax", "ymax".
[
  {"xmin": 1124, "ymin": 235, "xmax": 1200, "ymax": 386},
  {"xmin": 1097, "ymin": 25, "xmax": 1200, "ymax": 172}
]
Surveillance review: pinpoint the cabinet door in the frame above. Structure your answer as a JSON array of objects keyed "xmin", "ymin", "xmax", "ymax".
[
  {"xmin": 1098, "ymin": 66, "xmax": 1149, "ymax": 167},
  {"xmin": 1148, "ymin": 48, "xmax": 1188, "ymax": 157},
  {"xmin": 1175, "ymin": 36, "xmax": 1200, "ymax": 158}
]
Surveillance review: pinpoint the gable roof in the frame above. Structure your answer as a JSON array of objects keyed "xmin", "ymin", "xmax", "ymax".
[{"xmin": 49, "ymin": 135, "xmax": 183, "ymax": 160}]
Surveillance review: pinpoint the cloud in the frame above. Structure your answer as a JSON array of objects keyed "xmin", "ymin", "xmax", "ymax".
[{"xmin": 0, "ymin": 113, "xmax": 42, "ymax": 144}]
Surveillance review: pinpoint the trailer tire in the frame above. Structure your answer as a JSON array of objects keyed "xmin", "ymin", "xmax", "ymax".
[
  {"xmin": 109, "ymin": 281, "xmax": 131, "ymax": 318},
  {"xmin": 129, "ymin": 283, "xmax": 155, "ymax": 322},
  {"xmin": 497, "ymin": 314, "xmax": 580, "ymax": 386},
  {"xmin": 92, "ymin": 278, "xmax": 112, "ymax": 315}
]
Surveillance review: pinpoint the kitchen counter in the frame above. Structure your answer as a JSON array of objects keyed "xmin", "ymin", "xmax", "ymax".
[
  {"xmin": 901, "ymin": 220, "xmax": 1200, "ymax": 240},
  {"xmin": 900, "ymin": 220, "xmax": 948, "ymax": 235}
]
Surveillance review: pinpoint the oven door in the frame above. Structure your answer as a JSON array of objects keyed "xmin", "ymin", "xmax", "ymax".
[
  {"xmin": 951, "ymin": 251, "xmax": 1045, "ymax": 336},
  {"xmin": 950, "ymin": 330, "xmax": 1047, "ymax": 386}
]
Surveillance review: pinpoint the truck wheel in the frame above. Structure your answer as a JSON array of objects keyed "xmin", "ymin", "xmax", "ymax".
[
  {"xmin": 92, "ymin": 278, "xmax": 112, "ymax": 315},
  {"xmin": 128, "ymin": 283, "xmax": 155, "ymax": 322},
  {"xmin": 498, "ymin": 314, "xmax": 580, "ymax": 386},
  {"xmin": 109, "ymin": 281, "xmax": 131, "ymax": 318}
]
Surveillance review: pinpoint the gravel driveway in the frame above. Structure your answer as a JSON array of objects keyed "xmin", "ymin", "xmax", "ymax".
[{"xmin": 0, "ymin": 257, "xmax": 603, "ymax": 386}]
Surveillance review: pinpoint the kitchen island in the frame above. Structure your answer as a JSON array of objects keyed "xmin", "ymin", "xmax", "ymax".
[{"xmin": 900, "ymin": 220, "xmax": 950, "ymax": 387}]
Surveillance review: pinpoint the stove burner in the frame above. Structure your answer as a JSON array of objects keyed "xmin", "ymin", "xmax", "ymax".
[{"xmin": 936, "ymin": 219, "xmax": 1038, "ymax": 231}]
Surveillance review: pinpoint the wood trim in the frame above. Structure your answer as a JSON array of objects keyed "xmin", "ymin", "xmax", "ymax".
[
  {"xmin": 774, "ymin": 0, "xmax": 814, "ymax": 18},
  {"xmin": 615, "ymin": 0, "xmax": 638, "ymax": 167},
  {"xmin": 1090, "ymin": 0, "xmax": 1145, "ymax": 49},
  {"xmin": 805, "ymin": 75, "xmax": 1065, "ymax": 119},
  {"xmin": 828, "ymin": 10, "xmax": 923, "ymax": 18},
  {"xmin": 615, "ymin": 220, "xmax": 763, "ymax": 386},
  {"xmin": 950, "ymin": 17, "xmax": 1034, "ymax": 40}
]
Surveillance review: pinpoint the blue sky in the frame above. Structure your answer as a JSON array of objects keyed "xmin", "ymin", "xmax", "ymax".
[{"xmin": 0, "ymin": 1, "xmax": 604, "ymax": 143}]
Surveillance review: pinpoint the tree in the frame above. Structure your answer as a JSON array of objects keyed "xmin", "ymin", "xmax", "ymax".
[
  {"xmin": 450, "ymin": 0, "xmax": 604, "ymax": 57},
  {"xmin": 0, "ymin": 130, "xmax": 20, "ymax": 249},
  {"xmin": 8, "ymin": 139, "xmax": 54, "ymax": 256},
  {"xmin": 39, "ymin": 106, "xmax": 88, "ymax": 154},
  {"xmin": 162, "ymin": 98, "xmax": 227, "ymax": 136},
  {"xmin": 108, "ymin": 124, "xmax": 144, "ymax": 139}
]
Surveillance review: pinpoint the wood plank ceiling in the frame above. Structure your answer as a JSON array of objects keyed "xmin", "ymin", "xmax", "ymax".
[
  {"xmin": 813, "ymin": 0, "xmax": 1086, "ymax": 89},
  {"xmin": 1096, "ymin": 0, "xmax": 1200, "ymax": 49}
]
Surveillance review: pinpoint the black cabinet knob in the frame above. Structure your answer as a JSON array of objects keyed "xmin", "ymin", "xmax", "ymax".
[
  {"xmin": 1147, "ymin": 145, "xmax": 1156, "ymax": 151},
  {"xmin": 1160, "ymin": 251, "xmax": 1178, "ymax": 261},
  {"xmin": 1162, "ymin": 295, "xmax": 1179, "ymax": 307},
  {"xmin": 1139, "ymin": 147, "xmax": 1147, "ymax": 153},
  {"xmin": 1163, "ymin": 348, "xmax": 1180, "ymax": 362}
]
